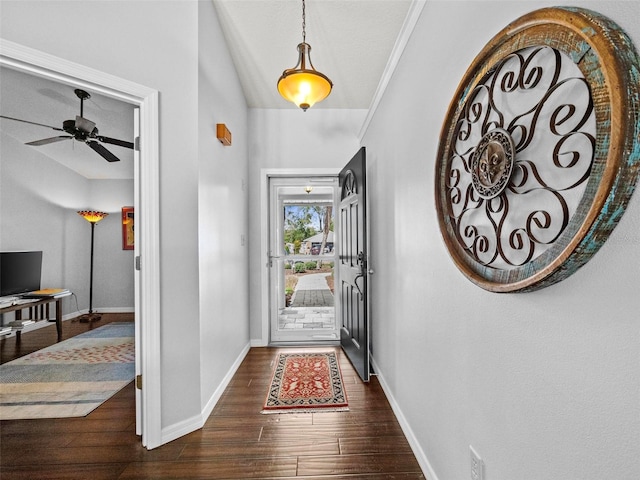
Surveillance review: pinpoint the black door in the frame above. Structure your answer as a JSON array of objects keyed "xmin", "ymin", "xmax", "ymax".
[{"xmin": 338, "ymin": 147, "xmax": 369, "ymax": 382}]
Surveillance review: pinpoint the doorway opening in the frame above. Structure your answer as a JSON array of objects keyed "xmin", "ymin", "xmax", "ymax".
[
  {"xmin": 1, "ymin": 39, "xmax": 162, "ymax": 448},
  {"xmin": 268, "ymin": 175, "xmax": 339, "ymax": 344}
]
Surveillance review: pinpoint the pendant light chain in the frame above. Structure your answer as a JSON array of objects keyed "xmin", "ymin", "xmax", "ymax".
[{"xmin": 302, "ymin": 0, "xmax": 306, "ymax": 43}]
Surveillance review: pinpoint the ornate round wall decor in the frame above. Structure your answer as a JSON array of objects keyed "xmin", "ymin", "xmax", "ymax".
[{"xmin": 435, "ymin": 7, "xmax": 640, "ymax": 293}]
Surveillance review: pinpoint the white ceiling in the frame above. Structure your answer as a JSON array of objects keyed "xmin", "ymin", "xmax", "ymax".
[
  {"xmin": 212, "ymin": 0, "xmax": 413, "ymax": 109},
  {"xmin": 0, "ymin": 0, "xmax": 412, "ymax": 179}
]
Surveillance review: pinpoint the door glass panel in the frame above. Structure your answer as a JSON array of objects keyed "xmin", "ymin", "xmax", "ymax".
[
  {"xmin": 278, "ymin": 259, "xmax": 337, "ymax": 332},
  {"xmin": 269, "ymin": 177, "xmax": 339, "ymax": 343}
]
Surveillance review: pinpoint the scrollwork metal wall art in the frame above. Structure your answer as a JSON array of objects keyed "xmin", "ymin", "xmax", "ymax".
[
  {"xmin": 435, "ymin": 7, "xmax": 640, "ymax": 292},
  {"xmin": 449, "ymin": 46, "xmax": 595, "ymax": 270}
]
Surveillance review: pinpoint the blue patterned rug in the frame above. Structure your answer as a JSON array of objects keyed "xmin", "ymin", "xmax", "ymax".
[{"xmin": 0, "ymin": 322, "xmax": 135, "ymax": 420}]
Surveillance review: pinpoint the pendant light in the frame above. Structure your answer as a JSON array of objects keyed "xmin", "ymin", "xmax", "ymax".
[{"xmin": 277, "ymin": 0, "xmax": 333, "ymax": 111}]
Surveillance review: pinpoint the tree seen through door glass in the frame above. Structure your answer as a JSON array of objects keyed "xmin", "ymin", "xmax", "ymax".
[{"xmin": 283, "ymin": 204, "xmax": 334, "ymax": 258}]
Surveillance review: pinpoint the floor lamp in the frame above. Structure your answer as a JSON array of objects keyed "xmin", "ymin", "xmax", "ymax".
[{"xmin": 77, "ymin": 210, "xmax": 108, "ymax": 322}]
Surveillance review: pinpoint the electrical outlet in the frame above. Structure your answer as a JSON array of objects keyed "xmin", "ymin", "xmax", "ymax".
[
  {"xmin": 240, "ymin": 234, "xmax": 245, "ymax": 246},
  {"xmin": 470, "ymin": 445, "xmax": 484, "ymax": 480}
]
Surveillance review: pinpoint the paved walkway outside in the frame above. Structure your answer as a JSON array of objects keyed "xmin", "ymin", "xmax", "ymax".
[
  {"xmin": 278, "ymin": 273, "xmax": 335, "ymax": 331},
  {"xmin": 290, "ymin": 273, "xmax": 334, "ymax": 307}
]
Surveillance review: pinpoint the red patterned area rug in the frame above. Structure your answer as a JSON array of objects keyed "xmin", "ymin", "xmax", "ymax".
[{"xmin": 262, "ymin": 351, "xmax": 348, "ymax": 413}]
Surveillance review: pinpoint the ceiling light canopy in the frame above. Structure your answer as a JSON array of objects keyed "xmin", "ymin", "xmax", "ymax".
[{"xmin": 277, "ymin": 0, "xmax": 332, "ymax": 111}]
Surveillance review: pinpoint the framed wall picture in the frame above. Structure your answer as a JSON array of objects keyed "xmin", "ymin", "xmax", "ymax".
[{"xmin": 122, "ymin": 206, "xmax": 134, "ymax": 250}]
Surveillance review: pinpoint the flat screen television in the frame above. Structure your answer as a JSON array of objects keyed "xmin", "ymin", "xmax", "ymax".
[{"xmin": 0, "ymin": 251, "xmax": 43, "ymax": 297}]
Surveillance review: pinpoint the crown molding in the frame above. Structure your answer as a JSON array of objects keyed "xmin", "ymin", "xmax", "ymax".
[{"xmin": 358, "ymin": 0, "xmax": 427, "ymax": 141}]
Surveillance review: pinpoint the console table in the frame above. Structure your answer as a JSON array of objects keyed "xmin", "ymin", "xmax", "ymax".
[{"xmin": 0, "ymin": 292, "xmax": 71, "ymax": 341}]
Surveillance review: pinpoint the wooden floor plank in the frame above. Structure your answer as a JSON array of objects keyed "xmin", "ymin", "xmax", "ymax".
[
  {"xmin": 297, "ymin": 453, "xmax": 424, "ymax": 476},
  {"xmin": 1, "ymin": 443, "xmax": 186, "ymax": 467},
  {"xmin": 118, "ymin": 458, "xmax": 299, "ymax": 479},
  {"xmin": 0, "ymin": 464, "xmax": 128, "ymax": 480},
  {"xmin": 259, "ymin": 422, "xmax": 406, "ymax": 442},
  {"xmin": 179, "ymin": 439, "xmax": 340, "ymax": 459},
  {"xmin": 204, "ymin": 413, "xmax": 313, "ymax": 429},
  {"xmin": 0, "ymin": 316, "xmax": 425, "ymax": 479},
  {"xmin": 339, "ymin": 436, "xmax": 416, "ymax": 455}
]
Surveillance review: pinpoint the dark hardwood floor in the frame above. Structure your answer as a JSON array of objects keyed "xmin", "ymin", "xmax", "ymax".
[{"xmin": 1, "ymin": 315, "xmax": 425, "ymax": 479}]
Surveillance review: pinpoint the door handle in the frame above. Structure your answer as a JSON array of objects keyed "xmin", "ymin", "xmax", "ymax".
[
  {"xmin": 357, "ymin": 251, "xmax": 366, "ymax": 276},
  {"xmin": 268, "ymin": 254, "xmax": 281, "ymax": 268},
  {"xmin": 353, "ymin": 250, "xmax": 367, "ymax": 299},
  {"xmin": 354, "ymin": 273, "xmax": 364, "ymax": 300}
]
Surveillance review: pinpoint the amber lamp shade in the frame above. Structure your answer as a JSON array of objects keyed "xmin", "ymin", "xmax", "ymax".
[
  {"xmin": 277, "ymin": 43, "xmax": 333, "ymax": 111},
  {"xmin": 78, "ymin": 210, "xmax": 109, "ymax": 224}
]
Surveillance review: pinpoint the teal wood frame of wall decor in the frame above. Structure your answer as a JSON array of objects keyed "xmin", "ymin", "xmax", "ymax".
[{"xmin": 435, "ymin": 7, "xmax": 640, "ymax": 293}]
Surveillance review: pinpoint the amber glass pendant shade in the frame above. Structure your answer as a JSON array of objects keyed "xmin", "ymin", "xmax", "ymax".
[{"xmin": 278, "ymin": 42, "xmax": 333, "ymax": 111}]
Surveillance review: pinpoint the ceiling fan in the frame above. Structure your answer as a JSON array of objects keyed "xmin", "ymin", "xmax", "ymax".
[{"xmin": 0, "ymin": 88, "xmax": 133, "ymax": 162}]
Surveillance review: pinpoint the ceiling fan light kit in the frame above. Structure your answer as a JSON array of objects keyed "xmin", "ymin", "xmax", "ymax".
[
  {"xmin": 0, "ymin": 88, "xmax": 134, "ymax": 162},
  {"xmin": 277, "ymin": 0, "xmax": 332, "ymax": 111}
]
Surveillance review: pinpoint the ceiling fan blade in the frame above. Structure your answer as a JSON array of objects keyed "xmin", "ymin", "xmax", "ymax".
[
  {"xmin": 26, "ymin": 136, "xmax": 72, "ymax": 146},
  {"xmin": 96, "ymin": 135, "xmax": 134, "ymax": 149},
  {"xmin": 87, "ymin": 140, "xmax": 121, "ymax": 162},
  {"xmin": 75, "ymin": 115, "xmax": 96, "ymax": 133},
  {"xmin": 0, "ymin": 115, "xmax": 64, "ymax": 132}
]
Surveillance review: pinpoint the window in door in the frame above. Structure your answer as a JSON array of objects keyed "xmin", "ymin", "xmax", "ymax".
[{"xmin": 268, "ymin": 176, "xmax": 339, "ymax": 343}]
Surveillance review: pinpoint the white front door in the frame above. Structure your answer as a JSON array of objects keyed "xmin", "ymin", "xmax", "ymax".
[{"xmin": 268, "ymin": 175, "xmax": 339, "ymax": 343}]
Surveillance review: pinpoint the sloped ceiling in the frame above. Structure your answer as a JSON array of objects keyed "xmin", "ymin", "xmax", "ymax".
[
  {"xmin": 212, "ymin": 0, "xmax": 413, "ymax": 109},
  {"xmin": 0, "ymin": 67, "xmax": 135, "ymax": 180},
  {"xmin": 0, "ymin": 1, "xmax": 413, "ymax": 179}
]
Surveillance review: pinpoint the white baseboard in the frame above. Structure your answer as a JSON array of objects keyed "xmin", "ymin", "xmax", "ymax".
[
  {"xmin": 160, "ymin": 342, "xmax": 251, "ymax": 446},
  {"xmin": 200, "ymin": 342, "xmax": 251, "ymax": 422},
  {"xmin": 160, "ymin": 412, "xmax": 203, "ymax": 447},
  {"xmin": 251, "ymin": 338, "xmax": 268, "ymax": 347},
  {"xmin": 370, "ymin": 355, "xmax": 439, "ymax": 480},
  {"xmin": 94, "ymin": 307, "xmax": 135, "ymax": 313}
]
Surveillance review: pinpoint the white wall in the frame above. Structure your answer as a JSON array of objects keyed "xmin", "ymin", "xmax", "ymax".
[
  {"xmin": 362, "ymin": 2, "xmax": 640, "ymax": 479},
  {"xmin": 0, "ymin": 131, "xmax": 134, "ymax": 321},
  {"xmin": 197, "ymin": 0, "xmax": 250, "ymax": 410},
  {"xmin": 247, "ymin": 108, "xmax": 367, "ymax": 342},
  {"xmin": 88, "ymin": 179, "xmax": 135, "ymax": 311},
  {"xmin": 1, "ymin": 0, "xmax": 250, "ymax": 438}
]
